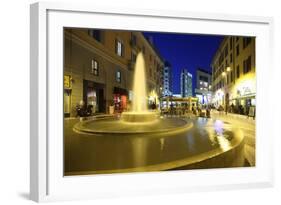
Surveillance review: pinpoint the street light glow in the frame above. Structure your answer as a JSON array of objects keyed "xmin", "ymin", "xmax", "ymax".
[
  {"xmin": 222, "ymin": 72, "xmax": 226, "ymax": 77},
  {"xmin": 226, "ymin": 67, "xmax": 231, "ymax": 72}
]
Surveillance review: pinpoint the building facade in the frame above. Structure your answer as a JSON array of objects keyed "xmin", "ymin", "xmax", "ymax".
[
  {"xmin": 180, "ymin": 69, "xmax": 193, "ymax": 97},
  {"xmin": 195, "ymin": 68, "xmax": 212, "ymax": 105},
  {"xmin": 64, "ymin": 28, "xmax": 164, "ymax": 117},
  {"xmin": 211, "ymin": 36, "xmax": 255, "ymax": 115},
  {"xmin": 162, "ymin": 61, "xmax": 173, "ymax": 97}
]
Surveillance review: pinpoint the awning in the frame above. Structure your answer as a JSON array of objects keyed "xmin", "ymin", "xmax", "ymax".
[{"xmin": 113, "ymin": 87, "xmax": 128, "ymax": 95}]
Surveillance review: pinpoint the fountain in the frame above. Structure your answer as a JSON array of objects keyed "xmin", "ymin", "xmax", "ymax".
[
  {"xmin": 74, "ymin": 52, "xmax": 192, "ymax": 134},
  {"xmin": 69, "ymin": 52, "xmax": 245, "ymax": 175}
]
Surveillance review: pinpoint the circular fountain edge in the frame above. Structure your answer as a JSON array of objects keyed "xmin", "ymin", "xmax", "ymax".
[{"xmin": 73, "ymin": 117, "xmax": 193, "ymax": 135}]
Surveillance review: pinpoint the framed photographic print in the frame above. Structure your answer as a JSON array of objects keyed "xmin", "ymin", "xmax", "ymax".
[{"xmin": 30, "ymin": 2, "xmax": 274, "ymax": 202}]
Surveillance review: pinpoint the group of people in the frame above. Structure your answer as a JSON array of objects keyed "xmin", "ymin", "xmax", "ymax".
[{"xmin": 216, "ymin": 103, "xmax": 255, "ymax": 119}]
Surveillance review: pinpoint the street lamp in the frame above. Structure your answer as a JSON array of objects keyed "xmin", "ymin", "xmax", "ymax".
[
  {"xmin": 222, "ymin": 71, "xmax": 226, "ymax": 77},
  {"xmin": 226, "ymin": 66, "xmax": 231, "ymax": 72}
]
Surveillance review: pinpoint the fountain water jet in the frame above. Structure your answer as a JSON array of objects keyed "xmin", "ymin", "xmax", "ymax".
[{"xmin": 121, "ymin": 52, "xmax": 158, "ymax": 123}]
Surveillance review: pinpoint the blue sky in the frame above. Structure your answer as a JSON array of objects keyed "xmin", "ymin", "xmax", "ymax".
[{"xmin": 143, "ymin": 32, "xmax": 223, "ymax": 94}]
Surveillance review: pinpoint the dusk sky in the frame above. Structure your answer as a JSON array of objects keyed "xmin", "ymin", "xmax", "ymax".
[{"xmin": 143, "ymin": 32, "xmax": 223, "ymax": 94}]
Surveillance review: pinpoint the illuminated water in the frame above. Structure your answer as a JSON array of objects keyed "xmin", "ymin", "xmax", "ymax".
[
  {"xmin": 121, "ymin": 52, "xmax": 157, "ymax": 123},
  {"xmin": 131, "ymin": 52, "xmax": 147, "ymax": 112}
]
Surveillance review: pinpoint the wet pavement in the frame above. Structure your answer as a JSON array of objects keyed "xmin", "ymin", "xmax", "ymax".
[
  {"xmin": 211, "ymin": 111, "xmax": 256, "ymax": 166},
  {"xmin": 64, "ymin": 116, "xmax": 246, "ymax": 175}
]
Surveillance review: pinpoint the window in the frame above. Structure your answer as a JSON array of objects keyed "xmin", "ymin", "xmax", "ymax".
[
  {"xmin": 199, "ymin": 76, "xmax": 208, "ymax": 82},
  {"xmin": 219, "ymin": 53, "xmax": 224, "ymax": 65},
  {"xmin": 236, "ymin": 37, "xmax": 239, "ymax": 42},
  {"xmin": 88, "ymin": 29, "xmax": 102, "ymax": 42},
  {"xmin": 91, "ymin": 59, "xmax": 99, "ymax": 76},
  {"xmin": 236, "ymin": 65, "xmax": 240, "ymax": 79},
  {"xmin": 131, "ymin": 52, "xmax": 136, "ymax": 62},
  {"xmin": 230, "ymin": 53, "xmax": 233, "ymax": 63},
  {"xmin": 243, "ymin": 37, "xmax": 252, "ymax": 49},
  {"xmin": 243, "ymin": 56, "xmax": 252, "ymax": 74},
  {"xmin": 116, "ymin": 70, "xmax": 121, "ymax": 83},
  {"xmin": 224, "ymin": 45, "xmax": 228, "ymax": 57},
  {"xmin": 131, "ymin": 34, "xmax": 137, "ymax": 46},
  {"xmin": 115, "ymin": 39, "xmax": 124, "ymax": 57},
  {"xmin": 236, "ymin": 45, "xmax": 240, "ymax": 57},
  {"xmin": 227, "ymin": 74, "xmax": 229, "ymax": 85},
  {"xmin": 229, "ymin": 37, "xmax": 233, "ymax": 50}
]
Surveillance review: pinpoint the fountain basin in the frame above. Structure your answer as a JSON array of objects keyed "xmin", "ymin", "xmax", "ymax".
[
  {"xmin": 121, "ymin": 111, "xmax": 158, "ymax": 123},
  {"xmin": 65, "ymin": 118, "xmax": 245, "ymax": 176},
  {"xmin": 73, "ymin": 116, "xmax": 193, "ymax": 134}
]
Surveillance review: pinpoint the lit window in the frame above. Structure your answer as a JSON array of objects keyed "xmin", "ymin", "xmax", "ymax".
[
  {"xmin": 91, "ymin": 59, "xmax": 99, "ymax": 76},
  {"xmin": 115, "ymin": 39, "xmax": 124, "ymax": 57},
  {"xmin": 116, "ymin": 70, "xmax": 121, "ymax": 83}
]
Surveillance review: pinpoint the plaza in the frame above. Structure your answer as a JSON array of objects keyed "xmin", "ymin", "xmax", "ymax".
[
  {"xmin": 63, "ymin": 28, "xmax": 256, "ymax": 176},
  {"xmin": 64, "ymin": 110, "xmax": 254, "ymax": 175}
]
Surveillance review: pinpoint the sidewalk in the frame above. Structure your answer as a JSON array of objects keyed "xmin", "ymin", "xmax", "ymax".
[
  {"xmin": 211, "ymin": 110, "xmax": 255, "ymax": 125},
  {"xmin": 211, "ymin": 110, "xmax": 256, "ymax": 166}
]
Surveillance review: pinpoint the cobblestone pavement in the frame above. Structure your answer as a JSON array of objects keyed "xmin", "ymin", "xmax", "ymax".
[{"xmin": 210, "ymin": 110, "xmax": 256, "ymax": 166}]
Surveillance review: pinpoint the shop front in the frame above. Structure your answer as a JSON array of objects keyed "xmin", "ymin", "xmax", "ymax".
[
  {"xmin": 113, "ymin": 87, "xmax": 128, "ymax": 113},
  {"xmin": 148, "ymin": 89, "xmax": 158, "ymax": 110},
  {"xmin": 64, "ymin": 75, "xmax": 72, "ymax": 117},
  {"xmin": 230, "ymin": 75, "xmax": 256, "ymax": 115},
  {"xmin": 213, "ymin": 89, "xmax": 225, "ymax": 108},
  {"xmin": 83, "ymin": 80, "xmax": 105, "ymax": 114}
]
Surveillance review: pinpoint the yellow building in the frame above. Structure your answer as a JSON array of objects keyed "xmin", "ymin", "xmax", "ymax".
[
  {"xmin": 64, "ymin": 28, "xmax": 164, "ymax": 117},
  {"xmin": 211, "ymin": 36, "xmax": 255, "ymax": 114}
]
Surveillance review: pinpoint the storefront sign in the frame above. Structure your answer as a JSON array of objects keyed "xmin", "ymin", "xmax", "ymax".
[
  {"xmin": 236, "ymin": 78, "xmax": 255, "ymax": 97},
  {"xmin": 238, "ymin": 86, "xmax": 252, "ymax": 96},
  {"xmin": 64, "ymin": 75, "xmax": 72, "ymax": 89}
]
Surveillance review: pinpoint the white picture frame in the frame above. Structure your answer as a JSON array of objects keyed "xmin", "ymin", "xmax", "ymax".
[{"xmin": 30, "ymin": 2, "xmax": 274, "ymax": 202}]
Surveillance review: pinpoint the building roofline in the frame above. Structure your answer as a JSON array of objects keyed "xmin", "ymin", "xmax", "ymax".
[
  {"xmin": 210, "ymin": 37, "xmax": 227, "ymax": 66},
  {"xmin": 197, "ymin": 67, "xmax": 212, "ymax": 75},
  {"xmin": 138, "ymin": 32, "xmax": 165, "ymax": 64}
]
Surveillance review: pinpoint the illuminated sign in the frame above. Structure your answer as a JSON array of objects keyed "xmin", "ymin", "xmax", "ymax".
[
  {"xmin": 64, "ymin": 75, "xmax": 72, "ymax": 89},
  {"xmin": 235, "ymin": 76, "xmax": 256, "ymax": 97}
]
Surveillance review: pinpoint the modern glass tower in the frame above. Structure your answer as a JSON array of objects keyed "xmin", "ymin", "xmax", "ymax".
[
  {"xmin": 180, "ymin": 68, "xmax": 193, "ymax": 97},
  {"xmin": 162, "ymin": 61, "xmax": 173, "ymax": 96}
]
